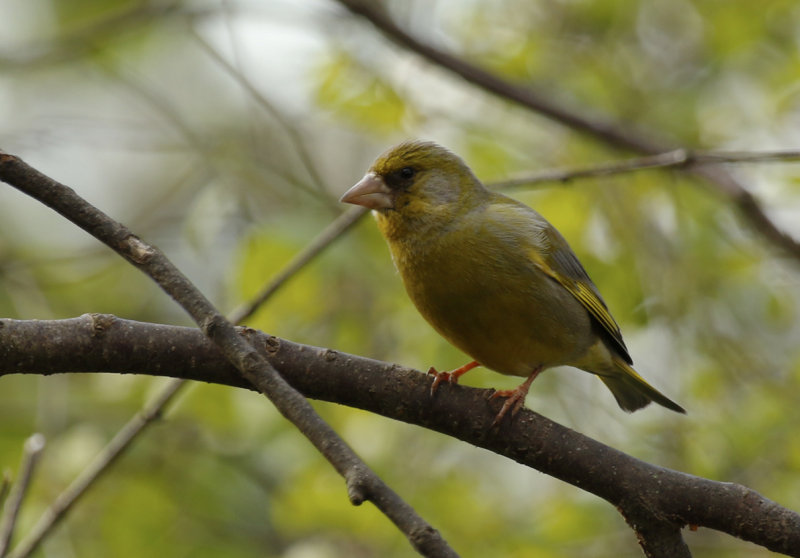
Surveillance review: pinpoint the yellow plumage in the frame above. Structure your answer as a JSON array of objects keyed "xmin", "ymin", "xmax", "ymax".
[{"xmin": 341, "ymin": 141, "xmax": 684, "ymax": 423}]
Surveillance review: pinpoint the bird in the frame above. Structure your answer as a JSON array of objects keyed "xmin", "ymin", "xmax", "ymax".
[{"xmin": 340, "ymin": 140, "xmax": 685, "ymax": 426}]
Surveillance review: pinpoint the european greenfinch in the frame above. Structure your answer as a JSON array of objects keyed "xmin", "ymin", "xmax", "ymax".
[{"xmin": 341, "ymin": 141, "xmax": 684, "ymax": 425}]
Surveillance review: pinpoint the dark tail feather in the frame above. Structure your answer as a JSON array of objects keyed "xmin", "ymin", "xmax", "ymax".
[{"xmin": 598, "ymin": 359, "xmax": 686, "ymax": 414}]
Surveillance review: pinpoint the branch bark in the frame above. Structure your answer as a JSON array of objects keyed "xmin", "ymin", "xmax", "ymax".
[
  {"xmin": 0, "ymin": 151, "xmax": 456, "ymax": 558},
  {"xmin": 1, "ymin": 316, "xmax": 798, "ymax": 557}
]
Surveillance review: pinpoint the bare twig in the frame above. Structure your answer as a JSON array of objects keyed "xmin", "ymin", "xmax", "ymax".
[
  {"xmin": 0, "ymin": 152, "xmax": 457, "ymax": 557},
  {"xmin": 2, "ymin": 316, "xmax": 799, "ymax": 558},
  {"xmin": 103, "ymin": 58, "xmax": 326, "ymax": 206},
  {"xmin": 2, "ymin": 200, "xmax": 366, "ymax": 556},
  {"xmin": 189, "ymin": 25, "xmax": 334, "ymax": 207},
  {"xmin": 5, "ymin": 383, "xmax": 182, "ymax": 558},
  {"xmin": 229, "ymin": 205, "xmax": 368, "ymax": 323},
  {"xmin": 0, "ymin": 434, "xmax": 45, "ymax": 558},
  {"xmin": 0, "ymin": 2, "xmax": 185, "ymax": 69},
  {"xmin": 685, "ymin": 150, "xmax": 800, "ymax": 163},
  {"xmin": 0, "ymin": 473, "xmax": 9, "ymax": 510},
  {"xmin": 0, "ymin": 81, "xmax": 200, "ymax": 554},
  {"xmin": 333, "ymin": 0, "xmax": 800, "ymax": 262},
  {"xmin": 333, "ymin": 0, "xmax": 661, "ymax": 152},
  {"xmin": 487, "ymin": 149, "xmax": 800, "ymax": 190}
]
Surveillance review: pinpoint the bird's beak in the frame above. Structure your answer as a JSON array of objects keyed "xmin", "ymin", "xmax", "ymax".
[{"xmin": 340, "ymin": 173, "xmax": 394, "ymax": 210}]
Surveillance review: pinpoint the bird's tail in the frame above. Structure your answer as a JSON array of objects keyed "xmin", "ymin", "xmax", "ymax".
[{"xmin": 598, "ymin": 358, "xmax": 686, "ymax": 414}]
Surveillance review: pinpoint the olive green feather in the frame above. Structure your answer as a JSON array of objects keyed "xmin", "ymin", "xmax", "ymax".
[{"xmin": 341, "ymin": 140, "xmax": 685, "ymax": 416}]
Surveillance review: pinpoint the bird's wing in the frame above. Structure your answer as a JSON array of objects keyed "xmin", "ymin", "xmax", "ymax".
[
  {"xmin": 493, "ymin": 199, "xmax": 632, "ymax": 363},
  {"xmin": 540, "ymin": 232, "xmax": 631, "ymax": 363}
]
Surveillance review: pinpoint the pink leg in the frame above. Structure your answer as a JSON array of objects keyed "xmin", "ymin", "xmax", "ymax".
[
  {"xmin": 489, "ymin": 366, "xmax": 543, "ymax": 427},
  {"xmin": 428, "ymin": 361, "xmax": 480, "ymax": 395}
]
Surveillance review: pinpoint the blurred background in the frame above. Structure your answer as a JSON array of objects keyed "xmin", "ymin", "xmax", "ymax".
[{"xmin": 2, "ymin": 0, "xmax": 800, "ymax": 556}]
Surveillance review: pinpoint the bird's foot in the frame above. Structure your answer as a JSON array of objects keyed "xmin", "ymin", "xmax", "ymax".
[
  {"xmin": 488, "ymin": 388, "xmax": 528, "ymax": 427},
  {"xmin": 427, "ymin": 367, "xmax": 456, "ymax": 395},
  {"xmin": 427, "ymin": 361, "xmax": 480, "ymax": 396},
  {"xmin": 487, "ymin": 366, "xmax": 542, "ymax": 427}
]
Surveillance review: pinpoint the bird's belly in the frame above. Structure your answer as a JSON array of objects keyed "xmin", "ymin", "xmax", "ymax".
[{"xmin": 402, "ymin": 259, "xmax": 595, "ymax": 377}]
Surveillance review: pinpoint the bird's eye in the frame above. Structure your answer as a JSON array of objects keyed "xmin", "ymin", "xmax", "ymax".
[
  {"xmin": 399, "ymin": 167, "xmax": 415, "ymax": 180},
  {"xmin": 384, "ymin": 166, "xmax": 417, "ymax": 190}
]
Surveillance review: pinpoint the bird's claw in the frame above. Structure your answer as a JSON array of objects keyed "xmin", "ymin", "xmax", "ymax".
[
  {"xmin": 428, "ymin": 366, "xmax": 458, "ymax": 396},
  {"xmin": 488, "ymin": 388, "xmax": 527, "ymax": 428},
  {"xmin": 485, "ymin": 366, "xmax": 541, "ymax": 427}
]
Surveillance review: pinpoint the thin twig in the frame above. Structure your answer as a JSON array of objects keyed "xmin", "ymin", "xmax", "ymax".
[
  {"xmin": 0, "ymin": 38, "xmax": 369, "ymax": 554},
  {"xmin": 0, "ymin": 473, "xmax": 10, "ymax": 510},
  {"xmin": 5, "ymin": 382, "xmax": 182, "ymax": 558},
  {"xmin": 688, "ymin": 150, "xmax": 800, "ymax": 163},
  {"xmin": 333, "ymin": 0, "xmax": 661, "ymax": 152},
  {"xmin": 0, "ymin": 2, "xmax": 184, "ymax": 69},
  {"xmin": 0, "ymin": 434, "xmax": 45, "ymax": 558},
  {"xmin": 334, "ymin": 0, "xmax": 800, "ymax": 262},
  {"xmin": 0, "ymin": 152, "xmax": 457, "ymax": 557},
  {"xmin": 189, "ymin": 25, "xmax": 336, "ymax": 209},
  {"xmin": 103, "ymin": 59, "xmax": 326, "ymax": 206},
  {"xmin": 4, "ymin": 202, "xmax": 366, "ymax": 557},
  {"xmin": 2, "ymin": 206, "xmax": 368, "ymax": 557},
  {"xmin": 487, "ymin": 149, "xmax": 800, "ymax": 190},
  {"xmin": 229, "ymin": 205, "xmax": 368, "ymax": 323}
]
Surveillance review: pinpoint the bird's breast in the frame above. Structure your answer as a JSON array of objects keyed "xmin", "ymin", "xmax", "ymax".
[{"xmin": 388, "ymin": 231, "xmax": 596, "ymax": 377}]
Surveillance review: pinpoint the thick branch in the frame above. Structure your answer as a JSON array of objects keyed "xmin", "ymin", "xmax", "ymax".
[
  {"xmin": 1, "ymin": 316, "xmax": 798, "ymax": 557},
  {"xmin": 0, "ymin": 152, "xmax": 456, "ymax": 558},
  {"xmin": 332, "ymin": 0, "xmax": 800, "ymax": 262}
]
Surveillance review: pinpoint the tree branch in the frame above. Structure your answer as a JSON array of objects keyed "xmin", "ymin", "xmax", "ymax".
[
  {"xmin": 1, "ymin": 316, "xmax": 798, "ymax": 557},
  {"xmin": 0, "ymin": 435, "xmax": 45, "ymax": 558},
  {"xmin": 332, "ymin": 0, "xmax": 800, "ymax": 262},
  {"xmin": 228, "ymin": 205, "xmax": 368, "ymax": 324},
  {"xmin": 0, "ymin": 152, "xmax": 456, "ymax": 558},
  {"xmin": 3, "ymin": 382, "xmax": 182, "ymax": 558},
  {"xmin": 0, "ymin": 474, "xmax": 9, "ymax": 511},
  {"xmin": 4, "ymin": 196, "xmax": 367, "ymax": 556},
  {"xmin": 487, "ymin": 149, "xmax": 800, "ymax": 190},
  {"xmin": 189, "ymin": 25, "xmax": 335, "ymax": 208}
]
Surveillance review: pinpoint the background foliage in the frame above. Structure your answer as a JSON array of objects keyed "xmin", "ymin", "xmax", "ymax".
[{"xmin": 2, "ymin": 1, "xmax": 800, "ymax": 556}]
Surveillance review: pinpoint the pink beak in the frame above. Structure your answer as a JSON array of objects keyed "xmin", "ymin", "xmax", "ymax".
[{"xmin": 340, "ymin": 173, "xmax": 394, "ymax": 210}]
